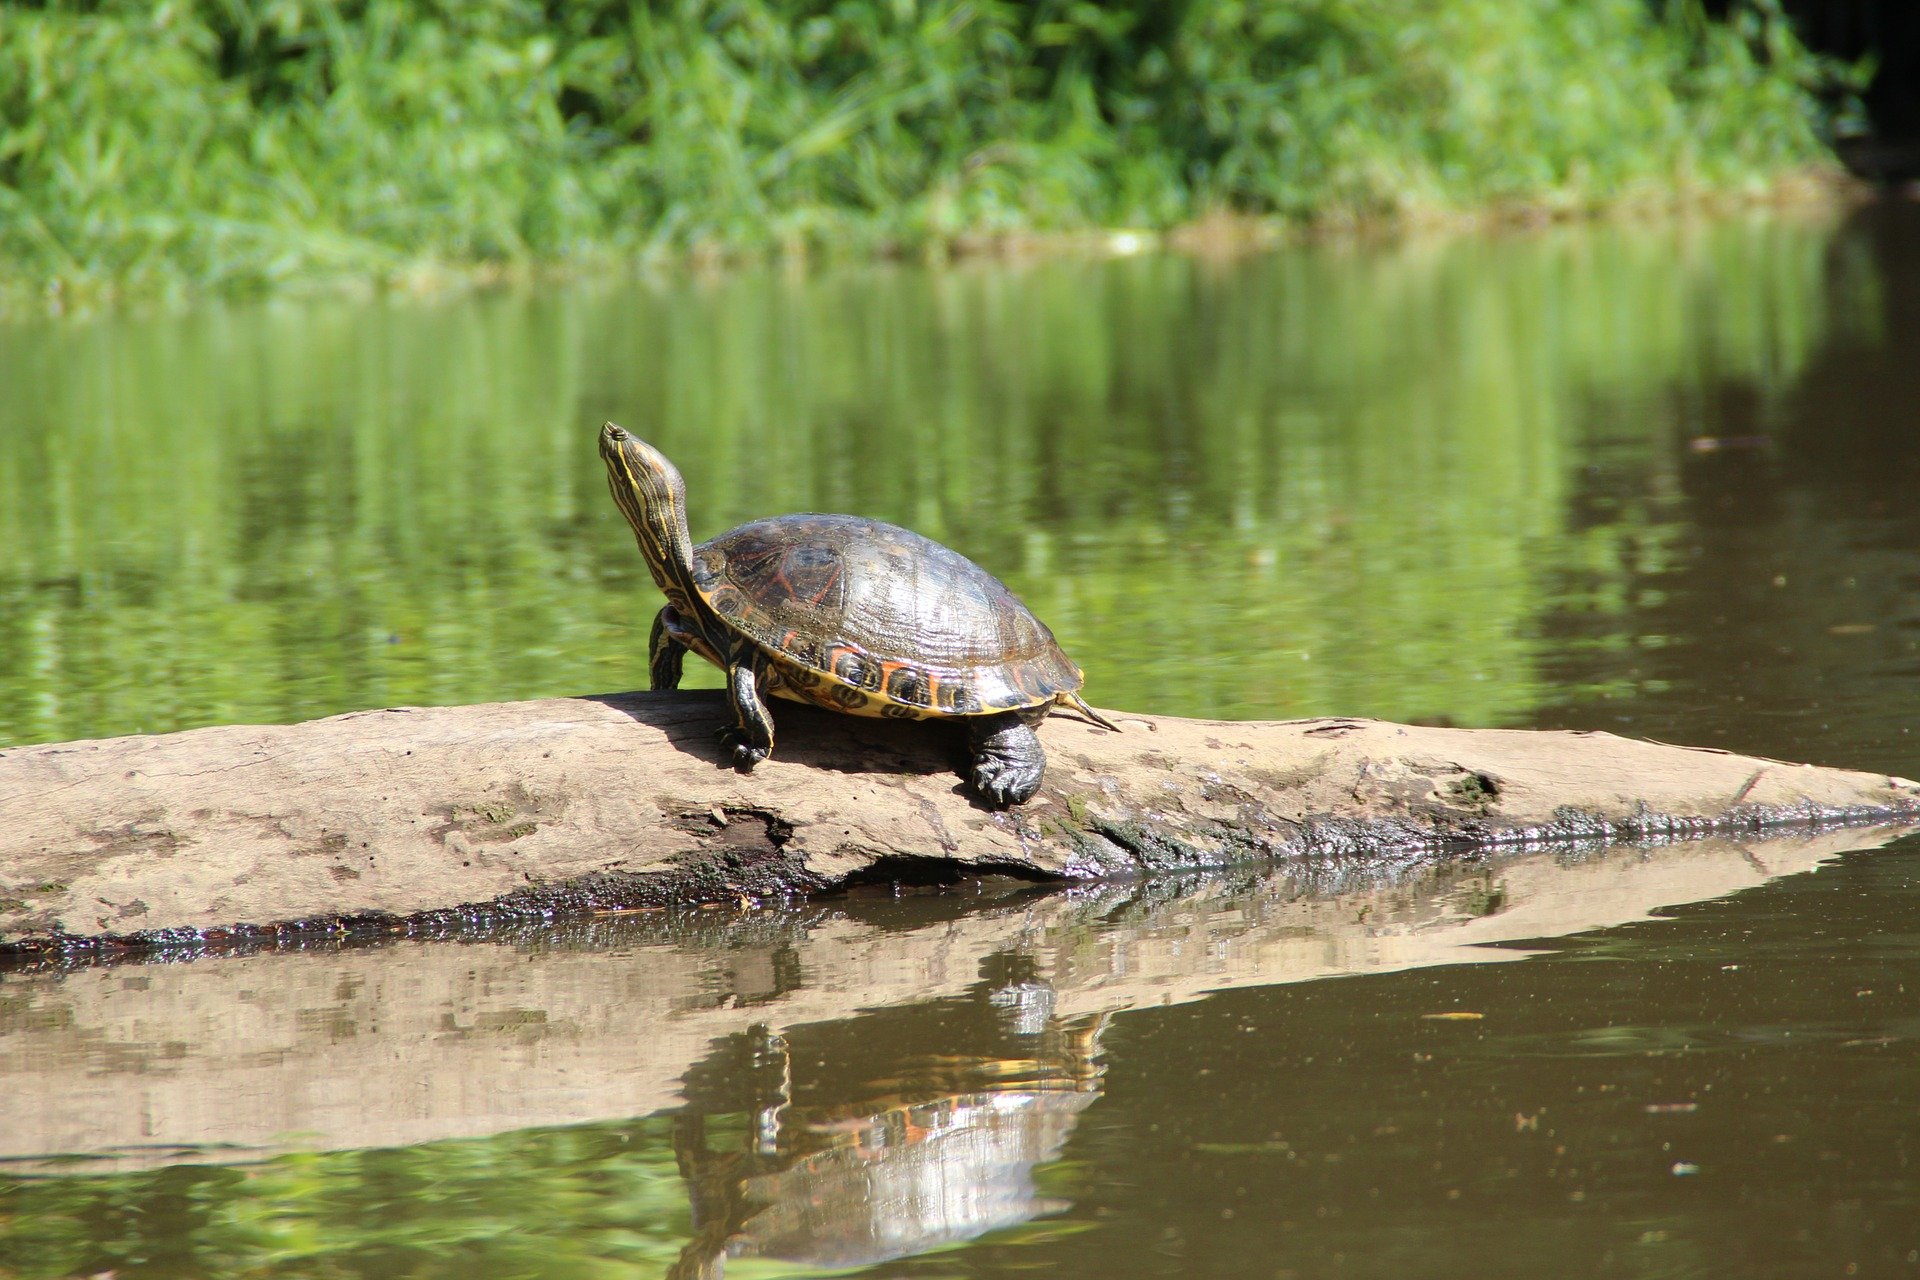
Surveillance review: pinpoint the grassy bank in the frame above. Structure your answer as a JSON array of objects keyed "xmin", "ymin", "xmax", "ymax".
[{"xmin": 0, "ymin": 0, "xmax": 1854, "ymax": 300}]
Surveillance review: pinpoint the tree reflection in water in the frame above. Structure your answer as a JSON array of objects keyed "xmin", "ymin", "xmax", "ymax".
[{"xmin": 669, "ymin": 953, "xmax": 1106, "ymax": 1277}]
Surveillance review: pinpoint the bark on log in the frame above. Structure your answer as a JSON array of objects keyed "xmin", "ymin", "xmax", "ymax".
[{"xmin": 2, "ymin": 689, "xmax": 1916, "ymax": 951}]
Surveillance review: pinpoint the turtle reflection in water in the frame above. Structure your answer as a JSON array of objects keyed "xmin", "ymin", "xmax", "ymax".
[
  {"xmin": 599, "ymin": 423, "xmax": 1116, "ymax": 806},
  {"xmin": 669, "ymin": 1015, "xmax": 1106, "ymax": 1277}
]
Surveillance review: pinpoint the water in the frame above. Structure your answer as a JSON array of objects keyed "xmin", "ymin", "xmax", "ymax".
[
  {"xmin": 4, "ymin": 831, "xmax": 1918, "ymax": 1276},
  {"xmin": 6, "ymin": 201, "xmax": 1920, "ymax": 1276},
  {"xmin": 10, "ymin": 205, "xmax": 1912, "ymax": 746}
]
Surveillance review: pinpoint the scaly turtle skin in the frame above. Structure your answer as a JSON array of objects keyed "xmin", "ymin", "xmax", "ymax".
[{"xmin": 599, "ymin": 422, "xmax": 1115, "ymax": 806}]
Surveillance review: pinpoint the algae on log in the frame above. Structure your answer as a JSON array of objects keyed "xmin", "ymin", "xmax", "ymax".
[{"xmin": 1, "ymin": 690, "xmax": 1916, "ymax": 950}]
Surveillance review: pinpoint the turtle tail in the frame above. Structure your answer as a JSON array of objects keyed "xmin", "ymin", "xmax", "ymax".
[{"xmin": 1055, "ymin": 691, "xmax": 1122, "ymax": 732}]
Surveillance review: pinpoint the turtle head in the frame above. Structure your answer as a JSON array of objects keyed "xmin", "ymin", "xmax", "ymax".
[{"xmin": 599, "ymin": 422, "xmax": 697, "ymax": 598}]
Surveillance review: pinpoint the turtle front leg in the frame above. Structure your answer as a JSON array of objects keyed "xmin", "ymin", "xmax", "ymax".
[
  {"xmin": 722, "ymin": 647, "xmax": 776, "ymax": 769},
  {"xmin": 649, "ymin": 607, "xmax": 686, "ymax": 690},
  {"xmin": 964, "ymin": 710, "xmax": 1048, "ymax": 808}
]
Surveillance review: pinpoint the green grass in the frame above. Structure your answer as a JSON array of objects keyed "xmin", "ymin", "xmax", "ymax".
[{"xmin": 0, "ymin": 0, "xmax": 1857, "ymax": 298}]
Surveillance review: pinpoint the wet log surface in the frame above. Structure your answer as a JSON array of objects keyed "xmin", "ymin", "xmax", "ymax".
[{"xmin": 2, "ymin": 690, "xmax": 1917, "ymax": 952}]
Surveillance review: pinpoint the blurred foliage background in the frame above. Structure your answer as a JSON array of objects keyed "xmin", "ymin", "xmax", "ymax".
[{"xmin": 0, "ymin": 0, "xmax": 1854, "ymax": 298}]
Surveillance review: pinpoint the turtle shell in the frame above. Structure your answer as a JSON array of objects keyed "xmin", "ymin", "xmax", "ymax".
[{"xmin": 689, "ymin": 514, "xmax": 1082, "ymax": 718}]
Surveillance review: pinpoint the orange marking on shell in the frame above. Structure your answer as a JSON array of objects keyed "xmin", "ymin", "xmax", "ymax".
[
  {"xmin": 807, "ymin": 564, "xmax": 842, "ymax": 606},
  {"xmin": 828, "ymin": 646, "xmax": 866, "ymax": 683}
]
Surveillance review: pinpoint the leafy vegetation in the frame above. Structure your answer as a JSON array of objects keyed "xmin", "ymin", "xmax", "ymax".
[{"xmin": 0, "ymin": 0, "xmax": 1853, "ymax": 297}]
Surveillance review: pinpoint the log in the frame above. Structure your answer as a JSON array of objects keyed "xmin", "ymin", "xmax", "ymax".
[{"xmin": 2, "ymin": 690, "xmax": 1916, "ymax": 952}]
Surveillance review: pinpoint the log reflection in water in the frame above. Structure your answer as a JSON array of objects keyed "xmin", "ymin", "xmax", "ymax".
[{"xmin": 0, "ymin": 826, "xmax": 1897, "ymax": 1171}]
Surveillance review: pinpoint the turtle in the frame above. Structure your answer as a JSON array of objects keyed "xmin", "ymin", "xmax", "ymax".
[{"xmin": 598, "ymin": 422, "xmax": 1116, "ymax": 806}]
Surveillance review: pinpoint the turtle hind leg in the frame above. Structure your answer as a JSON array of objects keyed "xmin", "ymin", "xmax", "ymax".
[
  {"xmin": 964, "ymin": 711, "xmax": 1048, "ymax": 808},
  {"xmin": 1054, "ymin": 691, "xmax": 1121, "ymax": 732},
  {"xmin": 722, "ymin": 648, "xmax": 776, "ymax": 769}
]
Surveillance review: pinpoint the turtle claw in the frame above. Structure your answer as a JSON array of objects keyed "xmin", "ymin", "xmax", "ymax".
[
  {"xmin": 969, "ymin": 756, "xmax": 1043, "ymax": 808},
  {"xmin": 719, "ymin": 727, "xmax": 770, "ymax": 770},
  {"xmin": 964, "ymin": 711, "xmax": 1048, "ymax": 808}
]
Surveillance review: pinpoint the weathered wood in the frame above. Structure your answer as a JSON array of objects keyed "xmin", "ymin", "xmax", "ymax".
[{"xmin": 2, "ymin": 690, "xmax": 1916, "ymax": 949}]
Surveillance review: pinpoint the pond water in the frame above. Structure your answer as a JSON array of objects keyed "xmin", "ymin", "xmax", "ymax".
[{"xmin": 6, "ymin": 201, "xmax": 1920, "ymax": 1276}]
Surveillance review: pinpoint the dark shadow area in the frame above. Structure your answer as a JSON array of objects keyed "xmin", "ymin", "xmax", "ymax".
[
  {"xmin": 585, "ymin": 687, "xmax": 1065, "ymax": 816},
  {"xmin": 1739, "ymin": 0, "xmax": 1920, "ymax": 178},
  {"xmin": 583, "ymin": 688, "xmax": 965, "ymax": 784},
  {"xmin": 837, "ymin": 857, "xmax": 1059, "ymax": 894},
  {"xmin": 1781, "ymin": 200, "xmax": 1920, "ymax": 478}
]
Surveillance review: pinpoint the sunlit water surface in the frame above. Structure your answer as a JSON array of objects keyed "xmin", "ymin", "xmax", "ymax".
[{"xmin": 6, "ymin": 203, "xmax": 1920, "ymax": 1277}]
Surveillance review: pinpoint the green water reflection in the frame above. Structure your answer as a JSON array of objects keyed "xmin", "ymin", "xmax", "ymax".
[{"xmin": 0, "ymin": 211, "xmax": 1850, "ymax": 744}]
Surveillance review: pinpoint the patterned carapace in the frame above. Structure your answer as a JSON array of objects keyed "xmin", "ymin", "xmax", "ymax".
[{"xmin": 689, "ymin": 514, "xmax": 1084, "ymax": 720}]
